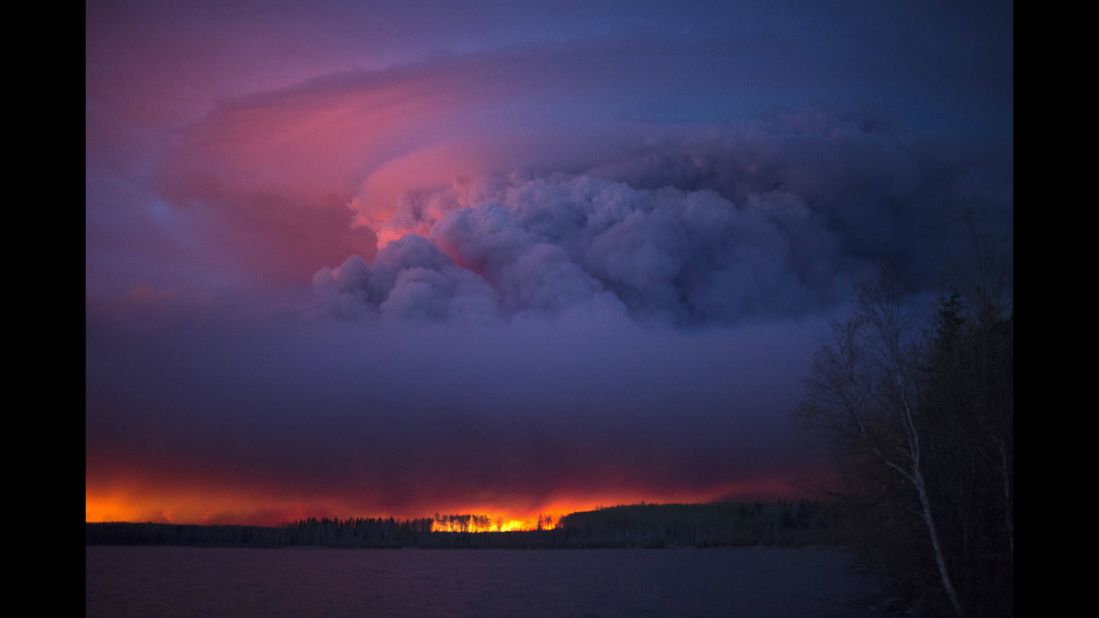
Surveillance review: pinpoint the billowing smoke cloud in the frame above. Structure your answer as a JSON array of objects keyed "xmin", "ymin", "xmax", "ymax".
[
  {"xmin": 313, "ymin": 173, "xmax": 857, "ymax": 324},
  {"xmin": 304, "ymin": 106, "xmax": 1010, "ymax": 325},
  {"xmin": 134, "ymin": 27, "xmax": 1010, "ymax": 298}
]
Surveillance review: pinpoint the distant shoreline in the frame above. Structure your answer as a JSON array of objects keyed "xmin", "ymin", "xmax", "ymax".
[{"xmin": 87, "ymin": 501, "xmax": 839, "ymax": 550}]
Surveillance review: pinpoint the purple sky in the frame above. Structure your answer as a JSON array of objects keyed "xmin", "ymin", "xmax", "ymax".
[{"xmin": 86, "ymin": 0, "xmax": 1012, "ymax": 525}]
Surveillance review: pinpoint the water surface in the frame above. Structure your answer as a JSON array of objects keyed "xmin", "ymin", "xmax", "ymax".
[{"xmin": 86, "ymin": 546, "xmax": 883, "ymax": 617}]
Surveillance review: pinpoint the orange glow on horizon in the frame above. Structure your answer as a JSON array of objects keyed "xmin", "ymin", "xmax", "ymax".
[{"xmin": 86, "ymin": 477, "xmax": 797, "ymax": 528}]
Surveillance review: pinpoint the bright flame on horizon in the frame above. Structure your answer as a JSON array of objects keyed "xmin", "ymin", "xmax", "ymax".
[{"xmin": 430, "ymin": 513, "xmax": 558, "ymax": 533}]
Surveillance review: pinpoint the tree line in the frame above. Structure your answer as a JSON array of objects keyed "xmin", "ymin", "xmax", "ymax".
[{"xmin": 86, "ymin": 500, "xmax": 835, "ymax": 549}]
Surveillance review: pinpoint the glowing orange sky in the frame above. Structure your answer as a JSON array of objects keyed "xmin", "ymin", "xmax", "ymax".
[{"xmin": 85, "ymin": 478, "xmax": 797, "ymax": 527}]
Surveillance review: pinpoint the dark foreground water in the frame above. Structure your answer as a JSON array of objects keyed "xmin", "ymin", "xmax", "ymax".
[{"xmin": 86, "ymin": 546, "xmax": 885, "ymax": 617}]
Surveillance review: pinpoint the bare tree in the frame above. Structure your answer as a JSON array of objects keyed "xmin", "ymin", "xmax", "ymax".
[{"xmin": 799, "ymin": 267, "xmax": 964, "ymax": 617}]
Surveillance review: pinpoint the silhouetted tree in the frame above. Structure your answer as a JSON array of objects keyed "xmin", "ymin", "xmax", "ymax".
[{"xmin": 797, "ymin": 257, "xmax": 1012, "ymax": 616}]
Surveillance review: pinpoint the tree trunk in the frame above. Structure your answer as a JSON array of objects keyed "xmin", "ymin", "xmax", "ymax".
[
  {"xmin": 914, "ymin": 470, "xmax": 964, "ymax": 617},
  {"xmin": 998, "ymin": 437, "xmax": 1013, "ymax": 563}
]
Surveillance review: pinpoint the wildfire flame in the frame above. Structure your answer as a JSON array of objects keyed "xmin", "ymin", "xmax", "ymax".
[{"xmin": 430, "ymin": 513, "xmax": 558, "ymax": 533}]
